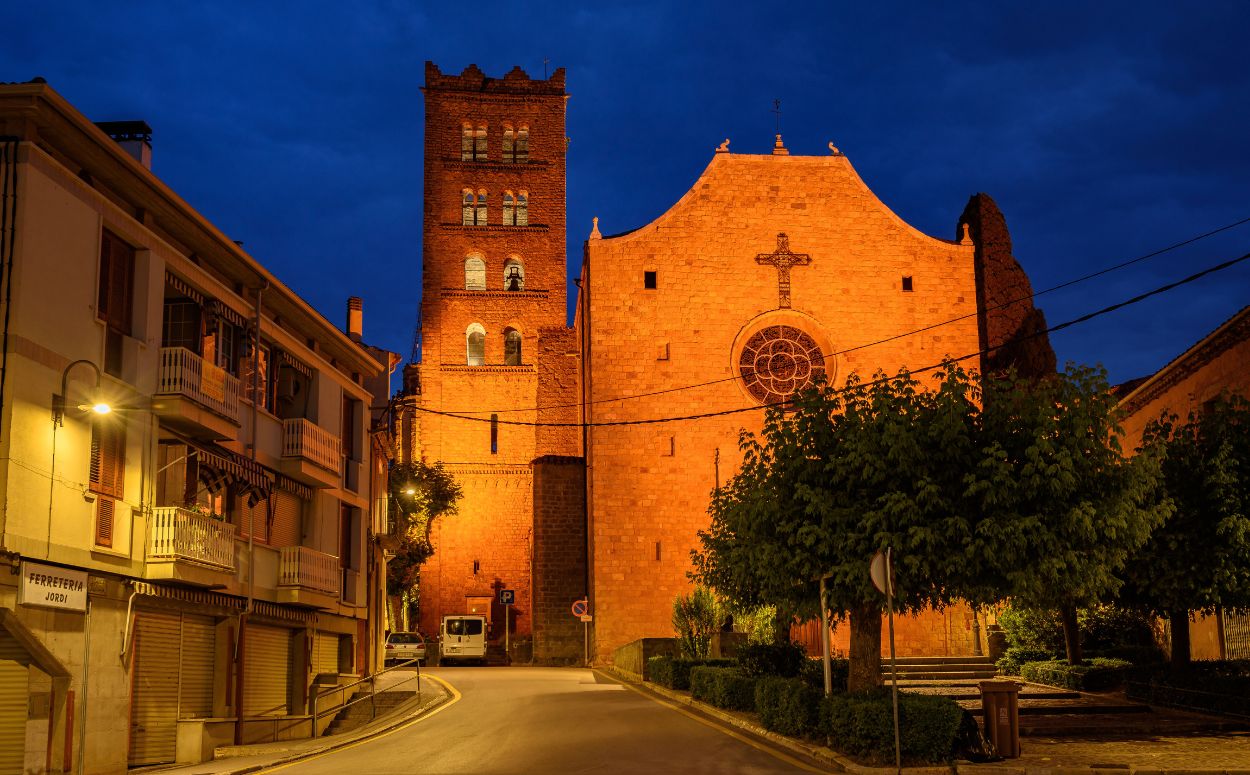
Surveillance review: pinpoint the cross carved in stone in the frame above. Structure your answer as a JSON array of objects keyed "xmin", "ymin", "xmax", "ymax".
[{"xmin": 755, "ymin": 232, "xmax": 811, "ymax": 309}]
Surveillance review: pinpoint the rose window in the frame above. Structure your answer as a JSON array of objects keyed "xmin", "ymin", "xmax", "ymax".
[{"xmin": 738, "ymin": 325, "xmax": 826, "ymax": 405}]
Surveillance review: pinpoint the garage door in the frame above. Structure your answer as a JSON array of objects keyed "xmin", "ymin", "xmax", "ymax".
[
  {"xmin": 244, "ymin": 625, "xmax": 291, "ymax": 717},
  {"xmin": 0, "ymin": 632, "xmax": 30, "ymax": 775},
  {"xmin": 128, "ymin": 610, "xmax": 216, "ymax": 766},
  {"xmin": 312, "ymin": 632, "xmax": 340, "ymax": 678}
]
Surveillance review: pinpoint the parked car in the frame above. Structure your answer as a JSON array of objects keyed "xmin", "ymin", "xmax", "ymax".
[{"xmin": 384, "ymin": 632, "xmax": 427, "ymax": 665}]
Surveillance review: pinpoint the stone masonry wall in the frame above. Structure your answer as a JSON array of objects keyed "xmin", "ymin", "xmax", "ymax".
[{"xmin": 532, "ymin": 456, "xmax": 588, "ymax": 663}]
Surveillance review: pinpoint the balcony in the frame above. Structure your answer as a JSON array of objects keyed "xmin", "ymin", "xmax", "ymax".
[
  {"xmin": 145, "ymin": 507, "xmax": 236, "ymax": 585},
  {"xmin": 152, "ymin": 347, "xmax": 242, "ymax": 438},
  {"xmin": 280, "ymin": 419, "xmax": 343, "ymax": 488},
  {"xmin": 276, "ymin": 546, "xmax": 340, "ymax": 608}
]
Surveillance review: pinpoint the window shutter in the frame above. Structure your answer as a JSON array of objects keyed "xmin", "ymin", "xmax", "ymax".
[
  {"xmin": 98, "ymin": 231, "xmax": 135, "ymax": 335},
  {"xmin": 95, "ymin": 497, "xmax": 115, "ymax": 548},
  {"xmin": 90, "ymin": 422, "xmax": 125, "ymax": 499}
]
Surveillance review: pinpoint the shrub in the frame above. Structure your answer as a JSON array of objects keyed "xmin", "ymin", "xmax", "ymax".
[
  {"xmin": 755, "ymin": 676, "xmax": 820, "ymax": 737},
  {"xmin": 997, "ymin": 605, "xmax": 1064, "ymax": 652},
  {"xmin": 690, "ymin": 666, "xmax": 758, "ymax": 711},
  {"xmin": 1020, "ymin": 658, "xmax": 1132, "ymax": 690},
  {"xmin": 647, "ymin": 655, "xmax": 734, "ymax": 690},
  {"xmin": 1126, "ymin": 660, "xmax": 1250, "ymax": 718},
  {"xmin": 822, "ymin": 690, "xmax": 963, "ymax": 764},
  {"xmin": 996, "ymin": 646, "xmax": 1055, "ymax": 676},
  {"xmin": 737, "ymin": 641, "xmax": 808, "ymax": 678},
  {"xmin": 1079, "ymin": 605, "xmax": 1159, "ymax": 656},
  {"xmin": 799, "ymin": 656, "xmax": 849, "ymax": 692},
  {"xmin": 673, "ymin": 587, "xmax": 720, "ymax": 658}
]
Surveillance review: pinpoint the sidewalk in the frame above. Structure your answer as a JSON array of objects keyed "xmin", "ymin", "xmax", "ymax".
[
  {"xmin": 142, "ymin": 672, "xmax": 452, "ymax": 775},
  {"xmin": 602, "ymin": 669, "xmax": 1250, "ymax": 775}
]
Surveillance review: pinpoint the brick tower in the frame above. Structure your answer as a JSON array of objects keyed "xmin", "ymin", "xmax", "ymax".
[{"xmin": 413, "ymin": 62, "xmax": 577, "ymax": 649}]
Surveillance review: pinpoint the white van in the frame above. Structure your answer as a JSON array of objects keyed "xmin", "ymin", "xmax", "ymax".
[{"xmin": 439, "ymin": 615, "xmax": 488, "ymax": 665}]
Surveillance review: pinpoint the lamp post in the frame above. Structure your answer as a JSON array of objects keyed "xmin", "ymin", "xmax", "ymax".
[{"xmin": 52, "ymin": 359, "xmax": 111, "ymax": 426}]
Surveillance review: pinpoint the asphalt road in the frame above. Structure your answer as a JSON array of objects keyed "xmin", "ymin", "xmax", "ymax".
[{"xmin": 264, "ymin": 667, "xmax": 824, "ymax": 774}]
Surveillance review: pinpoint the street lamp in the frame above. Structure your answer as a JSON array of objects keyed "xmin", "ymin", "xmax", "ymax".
[{"xmin": 52, "ymin": 359, "xmax": 111, "ymax": 426}]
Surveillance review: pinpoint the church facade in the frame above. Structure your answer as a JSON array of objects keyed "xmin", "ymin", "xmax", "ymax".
[{"xmin": 407, "ymin": 62, "xmax": 1049, "ymax": 664}]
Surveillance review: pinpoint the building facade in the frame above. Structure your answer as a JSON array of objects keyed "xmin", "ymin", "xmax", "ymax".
[{"xmin": 0, "ymin": 82, "xmax": 389, "ymax": 772}]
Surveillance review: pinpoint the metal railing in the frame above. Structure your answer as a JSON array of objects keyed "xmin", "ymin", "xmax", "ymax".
[
  {"xmin": 156, "ymin": 346, "xmax": 242, "ymax": 423},
  {"xmin": 282, "ymin": 418, "xmax": 343, "ymax": 473},
  {"xmin": 278, "ymin": 546, "xmax": 339, "ymax": 595},
  {"xmin": 313, "ymin": 658, "xmax": 423, "ymax": 734},
  {"xmin": 148, "ymin": 507, "xmax": 236, "ymax": 570}
]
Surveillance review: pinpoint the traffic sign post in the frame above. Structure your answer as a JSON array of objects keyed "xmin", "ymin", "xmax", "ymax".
[
  {"xmin": 571, "ymin": 598, "xmax": 590, "ymax": 665},
  {"xmin": 498, "ymin": 589, "xmax": 515, "ymax": 656}
]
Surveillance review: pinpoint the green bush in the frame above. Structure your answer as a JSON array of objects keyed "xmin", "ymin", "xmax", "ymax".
[
  {"xmin": 822, "ymin": 690, "xmax": 963, "ymax": 764},
  {"xmin": 755, "ymin": 676, "xmax": 820, "ymax": 737},
  {"xmin": 1079, "ymin": 605, "xmax": 1159, "ymax": 656},
  {"xmin": 690, "ymin": 666, "xmax": 758, "ymax": 711},
  {"xmin": 997, "ymin": 605, "xmax": 1065, "ymax": 652},
  {"xmin": 1020, "ymin": 658, "xmax": 1132, "ymax": 690},
  {"xmin": 1126, "ymin": 660, "xmax": 1250, "ymax": 718},
  {"xmin": 647, "ymin": 656, "xmax": 734, "ymax": 690},
  {"xmin": 737, "ymin": 641, "xmax": 808, "ymax": 678},
  {"xmin": 672, "ymin": 587, "xmax": 720, "ymax": 658},
  {"xmin": 996, "ymin": 646, "xmax": 1055, "ymax": 676},
  {"xmin": 799, "ymin": 656, "xmax": 849, "ymax": 692}
]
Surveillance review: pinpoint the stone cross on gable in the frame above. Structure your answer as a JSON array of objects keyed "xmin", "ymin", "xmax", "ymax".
[{"xmin": 755, "ymin": 232, "xmax": 811, "ymax": 309}]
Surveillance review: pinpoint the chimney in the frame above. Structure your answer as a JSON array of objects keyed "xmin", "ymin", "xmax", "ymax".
[
  {"xmin": 346, "ymin": 297, "xmax": 363, "ymax": 342},
  {"xmin": 94, "ymin": 121, "xmax": 153, "ymax": 169}
]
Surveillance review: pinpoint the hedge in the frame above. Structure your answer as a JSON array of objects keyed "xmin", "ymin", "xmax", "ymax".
[
  {"xmin": 1126, "ymin": 660, "xmax": 1250, "ymax": 718},
  {"xmin": 647, "ymin": 656, "xmax": 734, "ymax": 690},
  {"xmin": 1020, "ymin": 658, "xmax": 1132, "ymax": 690},
  {"xmin": 823, "ymin": 690, "xmax": 964, "ymax": 764},
  {"xmin": 755, "ymin": 676, "xmax": 820, "ymax": 737},
  {"xmin": 799, "ymin": 656, "xmax": 849, "ymax": 692},
  {"xmin": 996, "ymin": 646, "xmax": 1055, "ymax": 676},
  {"xmin": 736, "ymin": 642, "xmax": 808, "ymax": 678},
  {"xmin": 690, "ymin": 666, "xmax": 758, "ymax": 711}
]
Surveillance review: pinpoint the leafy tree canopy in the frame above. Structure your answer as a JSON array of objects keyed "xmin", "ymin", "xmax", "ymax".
[{"xmin": 385, "ymin": 460, "xmax": 462, "ymax": 597}]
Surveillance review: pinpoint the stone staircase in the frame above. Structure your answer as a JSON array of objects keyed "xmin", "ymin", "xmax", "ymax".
[{"xmin": 322, "ymin": 690, "xmax": 417, "ymax": 736}]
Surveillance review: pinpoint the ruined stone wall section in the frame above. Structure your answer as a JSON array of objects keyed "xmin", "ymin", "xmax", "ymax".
[{"xmin": 583, "ymin": 151, "xmax": 982, "ymax": 662}]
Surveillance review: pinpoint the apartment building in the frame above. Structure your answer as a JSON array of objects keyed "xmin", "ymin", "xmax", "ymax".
[{"xmin": 0, "ymin": 80, "xmax": 391, "ymax": 772}]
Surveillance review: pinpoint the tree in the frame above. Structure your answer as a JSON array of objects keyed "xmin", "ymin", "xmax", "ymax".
[
  {"xmin": 694, "ymin": 364, "xmax": 992, "ymax": 692},
  {"xmin": 672, "ymin": 587, "xmax": 720, "ymax": 658},
  {"xmin": 1120, "ymin": 394, "xmax": 1250, "ymax": 665},
  {"xmin": 974, "ymin": 365, "xmax": 1168, "ymax": 664},
  {"xmin": 385, "ymin": 460, "xmax": 462, "ymax": 630}
]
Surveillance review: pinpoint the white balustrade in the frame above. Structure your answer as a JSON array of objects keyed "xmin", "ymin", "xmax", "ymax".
[
  {"xmin": 156, "ymin": 347, "xmax": 242, "ymax": 424},
  {"xmin": 278, "ymin": 546, "xmax": 340, "ymax": 595},
  {"xmin": 282, "ymin": 418, "xmax": 343, "ymax": 474},
  {"xmin": 148, "ymin": 507, "xmax": 236, "ymax": 570}
]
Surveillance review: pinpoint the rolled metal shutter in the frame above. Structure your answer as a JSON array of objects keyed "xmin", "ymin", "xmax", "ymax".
[
  {"xmin": 244, "ymin": 625, "xmax": 291, "ymax": 717},
  {"xmin": 271, "ymin": 490, "xmax": 303, "ymax": 548},
  {"xmin": 179, "ymin": 615, "xmax": 215, "ymax": 719},
  {"xmin": 312, "ymin": 633, "xmax": 340, "ymax": 677},
  {"xmin": 129, "ymin": 610, "xmax": 181, "ymax": 765},
  {"xmin": 0, "ymin": 632, "xmax": 30, "ymax": 775}
]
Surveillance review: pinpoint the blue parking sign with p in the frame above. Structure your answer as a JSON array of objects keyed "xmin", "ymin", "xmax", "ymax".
[{"xmin": 498, "ymin": 589, "xmax": 515, "ymax": 605}]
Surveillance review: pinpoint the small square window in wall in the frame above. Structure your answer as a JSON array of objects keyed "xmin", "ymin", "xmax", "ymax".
[
  {"xmin": 644, "ymin": 271, "xmax": 657, "ymax": 290},
  {"xmin": 902, "ymin": 275, "xmax": 914, "ymax": 292},
  {"xmin": 657, "ymin": 342, "xmax": 670, "ymax": 361},
  {"xmin": 658, "ymin": 434, "xmax": 675, "ymax": 456}
]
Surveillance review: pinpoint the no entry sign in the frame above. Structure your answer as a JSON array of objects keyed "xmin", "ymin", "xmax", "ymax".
[{"xmin": 571, "ymin": 598, "xmax": 588, "ymax": 617}]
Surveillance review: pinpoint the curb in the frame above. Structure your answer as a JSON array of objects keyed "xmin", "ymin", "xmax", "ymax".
[
  {"xmin": 599, "ymin": 669, "xmax": 1250, "ymax": 775},
  {"xmin": 149, "ymin": 678, "xmax": 454, "ymax": 775}
]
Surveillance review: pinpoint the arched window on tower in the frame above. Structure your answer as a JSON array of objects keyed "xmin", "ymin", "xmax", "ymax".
[
  {"xmin": 504, "ymin": 328, "xmax": 522, "ymax": 366},
  {"xmin": 461, "ymin": 189, "xmax": 474, "ymax": 225},
  {"xmin": 502, "ymin": 124, "xmax": 516, "ymax": 163},
  {"xmin": 466, "ymin": 323, "xmax": 486, "ymax": 366},
  {"xmin": 464, "ymin": 254, "xmax": 486, "ymax": 290},
  {"xmin": 475, "ymin": 190, "xmax": 487, "ymax": 225},
  {"xmin": 516, "ymin": 191, "xmax": 528, "ymax": 226},
  {"xmin": 462, "ymin": 123, "xmax": 487, "ymax": 161},
  {"xmin": 503, "ymin": 257, "xmax": 525, "ymax": 291},
  {"xmin": 503, "ymin": 192, "xmax": 516, "ymax": 226},
  {"xmin": 515, "ymin": 125, "xmax": 529, "ymax": 163}
]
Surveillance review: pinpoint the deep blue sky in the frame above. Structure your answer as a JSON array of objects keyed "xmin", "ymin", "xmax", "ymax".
[{"xmin": 7, "ymin": 2, "xmax": 1249, "ymax": 386}]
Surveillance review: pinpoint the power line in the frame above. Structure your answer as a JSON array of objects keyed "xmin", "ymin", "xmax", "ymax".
[
  {"xmin": 412, "ymin": 249, "xmax": 1250, "ymax": 428},
  {"xmin": 437, "ymin": 214, "xmax": 1250, "ymax": 415}
]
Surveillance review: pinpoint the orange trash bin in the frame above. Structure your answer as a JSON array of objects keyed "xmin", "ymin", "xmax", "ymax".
[{"xmin": 979, "ymin": 680, "xmax": 1021, "ymax": 758}]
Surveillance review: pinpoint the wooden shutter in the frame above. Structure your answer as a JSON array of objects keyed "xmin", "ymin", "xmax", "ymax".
[
  {"xmin": 129, "ymin": 610, "xmax": 181, "ymax": 765},
  {"xmin": 0, "ymin": 632, "xmax": 29, "ymax": 774},
  {"xmin": 243, "ymin": 625, "xmax": 291, "ymax": 717},
  {"xmin": 89, "ymin": 421, "xmax": 125, "ymax": 498},
  {"xmin": 312, "ymin": 633, "xmax": 340, "ymax": 677},
  {"xmin": 237, "ymin": 493, "xmax": 270, "ymax": 544},
  {"xmin": 179, "ymin": 615, "xmax": 215, "ymax": 719},
  {"xmin": 95, "ymin": 497, "xmax": 115, "ymax": 548},
  {"xmin": 98, "ymin": 230, "xmax": 135, "ymax": 335},
  {"xmin": 271, "ymin": 489, "xmax": 303, "ymax": 548}
]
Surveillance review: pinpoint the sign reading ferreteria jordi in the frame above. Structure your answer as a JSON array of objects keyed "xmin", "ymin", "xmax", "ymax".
[{"xmin": 18, "ymin": 561, "xmax": 88, "ymax": 612}]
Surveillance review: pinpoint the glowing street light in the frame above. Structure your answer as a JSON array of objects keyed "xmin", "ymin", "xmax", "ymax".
[{"xmin": 52, "ymin": 359, "xmax": 110, "ymax": 426}]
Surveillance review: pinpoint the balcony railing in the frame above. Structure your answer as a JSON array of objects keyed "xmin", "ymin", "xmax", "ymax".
[
  {"xmin": 282, "ymin": 418, "xmax": 342, "ymax": 474},
  {"xmin": 278, "ymin": 546, "xmax": 339, "ymax": 595},
  {"xmin": 148, "ymin": 507, "xmax": 236, "ymax": 570},
  {"xmin": 156, "ymin": 347, "xmax": 242, "ymax": 424}
]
